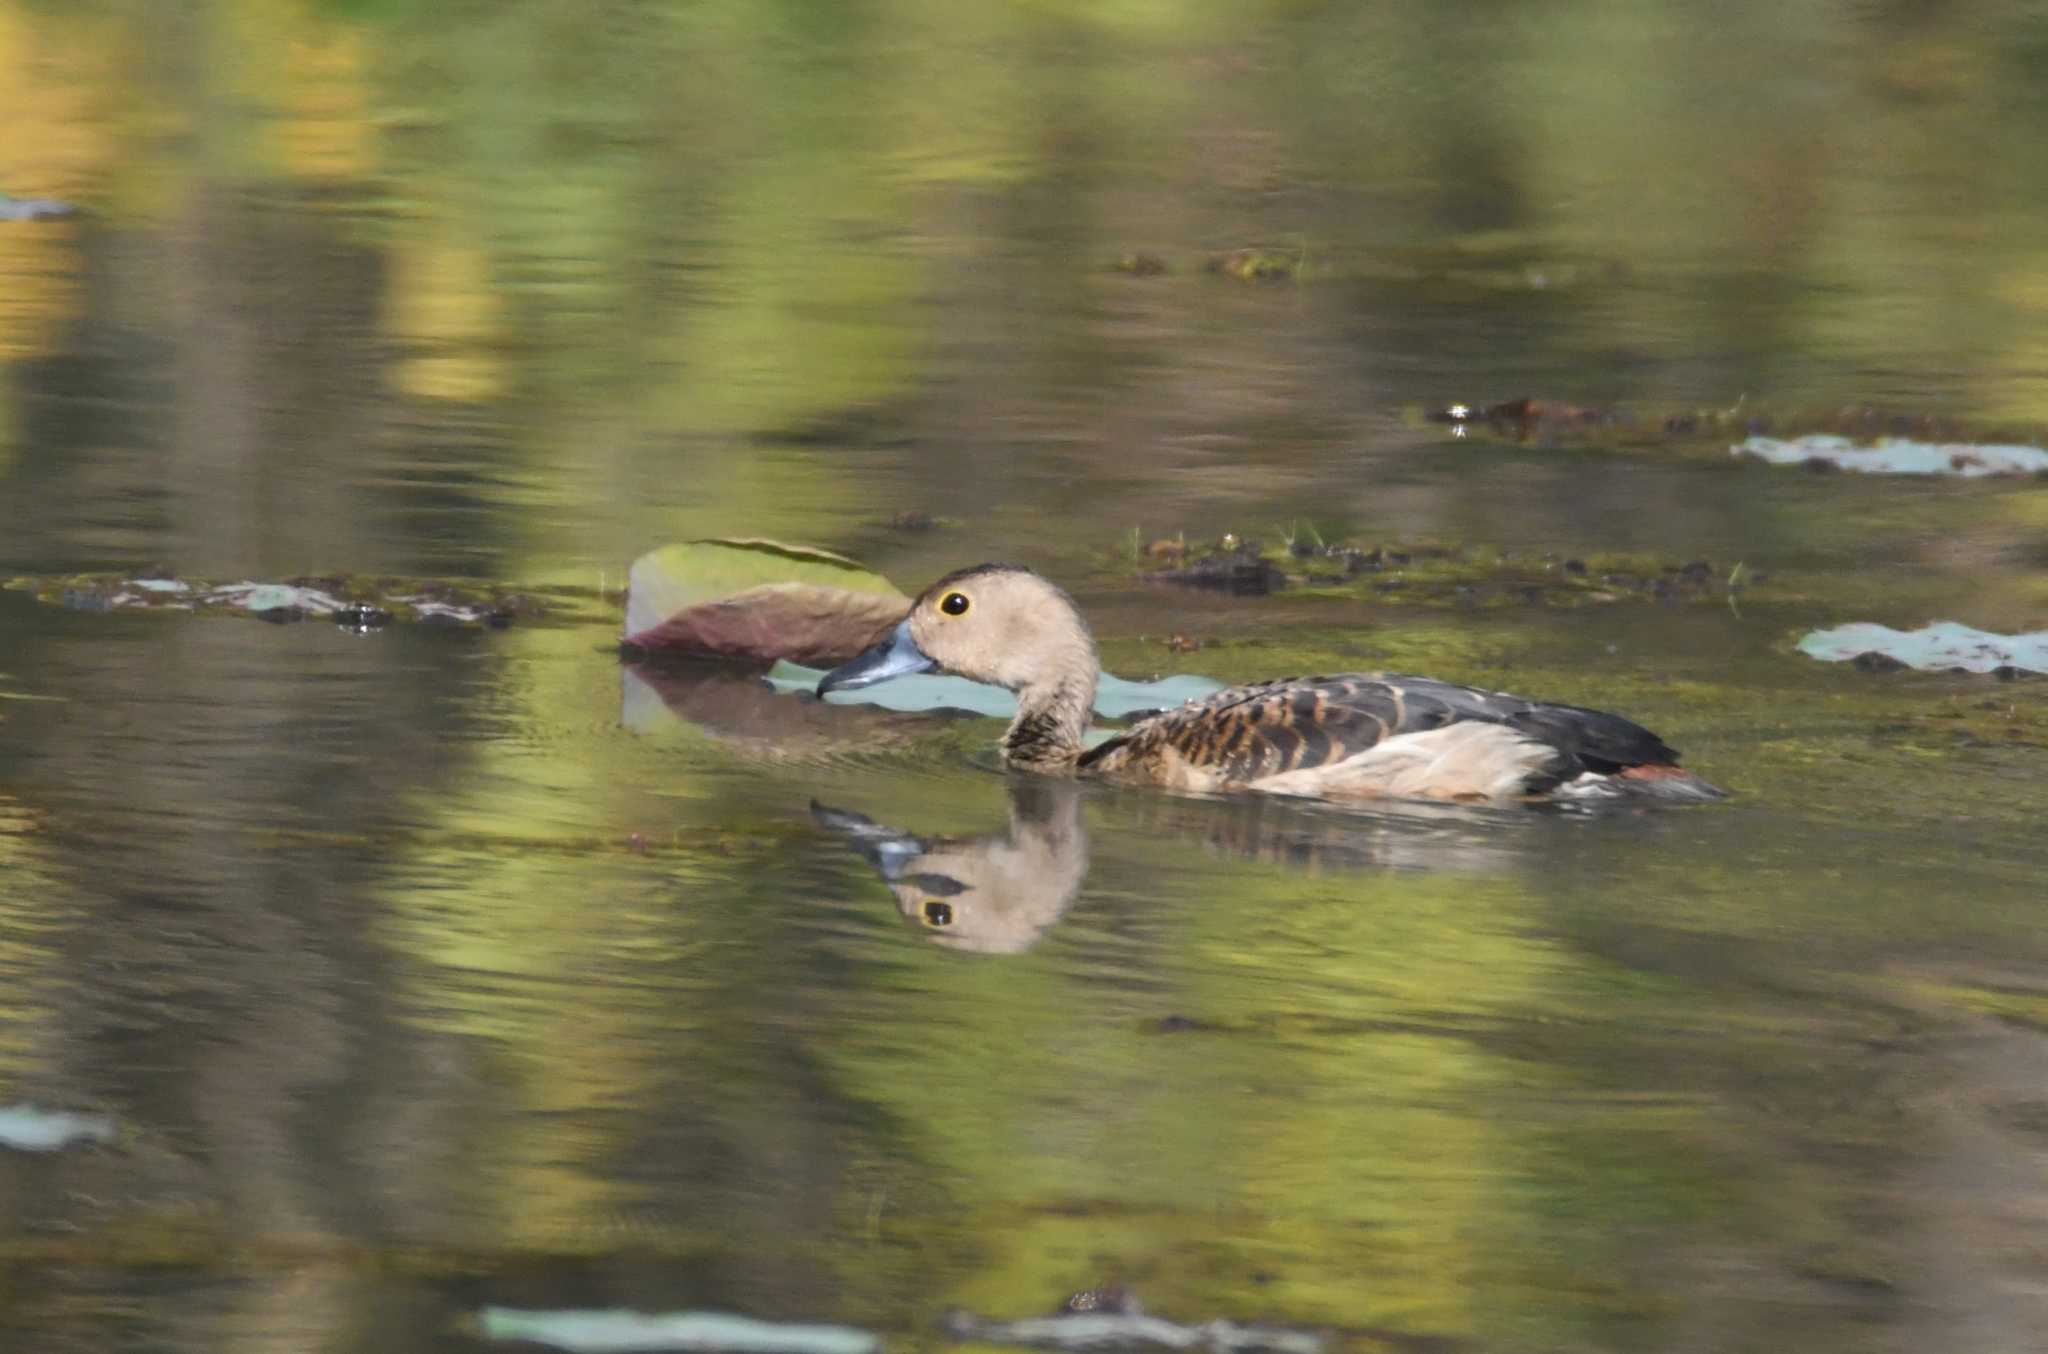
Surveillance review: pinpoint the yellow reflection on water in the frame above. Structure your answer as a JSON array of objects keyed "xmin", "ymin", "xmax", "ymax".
[
  {"xmin": 0, "ymin": 3, "xmax": 111, "ymax": 361},
  {"xmin": 386, "ymin": 224, "xmax": 509, "ymax": 402},
  {"xmin": 0, "ymin": 5, "xmax": 113, "ymax": 195},
  {"xmin": 0, "ymin": 226, "xmax": 79, "ymax": 362},
  {"xmin": 1983, "ymin": 257, "xmax": 2048, "ymax": 424},
  {"xmin": 0, "ymin": 790, "xmax": 60, "ymax": 1073},
  {"xmin": 369, "ymin": 625, "xmax": 705, "ymax": 1248},
  {"xmin": 278, "ymin": 30, "xmax": 375, "ymax": 181}
]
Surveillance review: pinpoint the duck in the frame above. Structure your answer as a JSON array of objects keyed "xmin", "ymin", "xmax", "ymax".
[
  {"xmin": 815, "ymin": 563, "xmax": 1723, "ymax": 803},
  {"xmin": 811, "ymin": 779, "xmax": 1089, "ymax": 954}
]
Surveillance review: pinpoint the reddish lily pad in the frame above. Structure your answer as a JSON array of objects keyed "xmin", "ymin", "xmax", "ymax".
[{"xmin": 622, "ymin": 540, "xmax": 909, "ymax": 665}]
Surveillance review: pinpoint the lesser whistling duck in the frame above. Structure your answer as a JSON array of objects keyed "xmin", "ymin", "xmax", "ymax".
[{"xmin": 816, "ymin": 564, "xmax": 1723, "ymax": 803}]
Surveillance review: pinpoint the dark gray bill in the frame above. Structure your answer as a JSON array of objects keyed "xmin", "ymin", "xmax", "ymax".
[{"xmin": 816, "ymin": 619, "xmax": 936, "ymax": 696}]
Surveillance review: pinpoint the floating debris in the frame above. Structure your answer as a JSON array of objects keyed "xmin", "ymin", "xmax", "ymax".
[
  {"xmin": 4, "ymin": 572, "xmax": 552, "ymax": 628},
  {"xmin": 1800, "ymin": 622, "xmax": 2048, "ymax": 676},
  {"xmin": 942, "ymin": 1307, "xmax": 1322, "ymax": 1354},
  {"xmin": 1207, "ymin": 247, "xmax": 1305, "ymax": 282},
  {"xmin": 1109, "ymin": 252, "xmax": 1170, "ymax": 277},
  {"xmin": 477, "ymin": 1308, "xmax": 879, "ymax": 1354},
  {"xmin": 1129, "ymin": 534, "xmax": 1759, "ymax": 610},
  {"xmin": 0, "ymin": 1104, "xmax": 115, "ymax": 1153},
  {"xmin": 1419, "ymin": 396, "xmax": 2048, "ymax": 468},
  {"xmin": 1428, "ymin": 396, "xmax": 1614, "ymax": 439},
  {"xmin": 1144, "ymin": 542, "xmax": 1290, "ymax": 596},
  {"xmin": 1734, "ymin": 434, "xmax": 2048, "ymax": 477},
  {"xmin": 334, "ymin": 603, "xmax": 395, "ymax": 632},
  {"xmin": 217, "ymin": 582, "xmax": 348, "ymax": 615}
]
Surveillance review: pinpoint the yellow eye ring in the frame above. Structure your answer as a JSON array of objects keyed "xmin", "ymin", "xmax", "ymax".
[{"xmin": 939, "ymin": 591, "xmax": 970, "ymax": 616}]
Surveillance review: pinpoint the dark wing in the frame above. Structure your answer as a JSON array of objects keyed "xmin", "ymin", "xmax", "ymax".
[
  {"xmin": 1080, "ymin": 673, "xmax": 1679, "ymax": 783},
  {"xmin": 1369, "ymin": 675, "xmax": 1679, "ymax": 773}
]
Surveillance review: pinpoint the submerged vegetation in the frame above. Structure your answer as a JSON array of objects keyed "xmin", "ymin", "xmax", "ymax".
[
  {"xmin": 1423, "ymin": 398, "xmax": 2048, "ymax": 470},
  {"xmin": 1, "ymin": 571, "xmax": 583, "ymax": 628},
  {"xmin": 1124, "ymin": 530, "xmax": 1767, "ymax": 611}
]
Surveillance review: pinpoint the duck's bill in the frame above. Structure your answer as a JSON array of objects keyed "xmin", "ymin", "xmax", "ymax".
[{"xmin": 816, "ymin": 619, "xmax": 937, "ymax": 696}]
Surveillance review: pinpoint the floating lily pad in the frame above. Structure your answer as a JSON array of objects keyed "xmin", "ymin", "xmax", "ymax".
[
  {"xmin": 1799, "ymin": 622, "xmax": 2048, "ymax": 675},
  {"xmin": 769, "ymin": 660, "xmax": 1225, "ymax": 723},
  {"xmin": 623, "ymin": 539, "xmax": 909, "ymax": 663},
  {"xmin": 1735, "ymin": 434, "xmax": 2048, "ymax": 477},
  {"xmin": 224, "ymin": 582, "xmax": 347, "ymax": 614},
  {"xmin": 0, "ymin": 1104, "xmax": 115, "ymax": 1152},
  {"xmin": 477, "ymin": 1308, "xmax": 879, "ymax": 1354}
]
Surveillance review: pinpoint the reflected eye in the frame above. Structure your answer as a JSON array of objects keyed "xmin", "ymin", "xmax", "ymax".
[
  {"xmin": 939, "ymin": 592, "xmax": 970, "ymax": 616},
  {"xmin": 923, "ymin": 901, "xmax": 954, "ymax": 927}
]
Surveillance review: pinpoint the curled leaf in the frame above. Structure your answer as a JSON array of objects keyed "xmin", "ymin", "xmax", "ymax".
[{"xmin": 623, "ymin": 540, "xmax": 910, "ymax": 663}]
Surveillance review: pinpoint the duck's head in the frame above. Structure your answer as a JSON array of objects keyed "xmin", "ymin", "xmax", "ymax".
[
  {"xmin": 812, "ymin": 780, "xmax": 1089, "ymax": 954},
  {"xmin": 815, "ymin": 563, "xmax": 1098, "ymax": 702}
]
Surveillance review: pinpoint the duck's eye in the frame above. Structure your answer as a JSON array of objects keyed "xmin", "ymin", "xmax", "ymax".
[
  {"xmin": 923, "ymin": 901, "xmax": 954, "ymax": 927},
  {"xmin": 939, "ymin": 592, "xmax": 970, "ymax": 617}
]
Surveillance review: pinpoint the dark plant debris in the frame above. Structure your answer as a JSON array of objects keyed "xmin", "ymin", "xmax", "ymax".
[
  {"xmin": 1206, "ymin": 247, "xmax": 1304, "ymax": 282},
  {"xmin": 1131, "ymin": 532, "xmax": 1764, "ymax": 610},
  {"xmin": 1423, "ymin": 396, "xmax": 2048, "ymax": 462},
  {"xmin": 1141, "ymin": 538, "xmax": 1291, "ymax": 595},
  {"xmin": 1108, "ymin": 253, "xmax": 1170, "ymax": 277},
  {"xmin": 3, "ymin": 572, "xmax": 572, "ymax": 629}
]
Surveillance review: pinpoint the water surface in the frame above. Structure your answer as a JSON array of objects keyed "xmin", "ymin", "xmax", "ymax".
[{"xmin": 4, "ymin": 3, "xmax": 2048, "ymax": 1352}]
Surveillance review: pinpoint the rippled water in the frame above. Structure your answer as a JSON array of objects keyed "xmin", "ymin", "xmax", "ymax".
[{"xmin": 5, "ymin": 3, "xmax": 2048, "ymax": 1352}]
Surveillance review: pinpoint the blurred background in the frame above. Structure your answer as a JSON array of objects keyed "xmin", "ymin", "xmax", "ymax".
[{"xmin": 5, "ymin": 0, "xmax": 2048, "ymax": 579}]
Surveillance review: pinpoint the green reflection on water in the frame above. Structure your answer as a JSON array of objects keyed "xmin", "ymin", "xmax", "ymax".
[{"xmin": 4, "ymin": 1, "xmax": 2048, "ymax": 1350}]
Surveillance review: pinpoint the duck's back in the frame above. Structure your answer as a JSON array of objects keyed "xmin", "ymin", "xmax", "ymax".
[{"xmin": 1079, "ymin": 673, "xmax": 1715, "ymax": 801}]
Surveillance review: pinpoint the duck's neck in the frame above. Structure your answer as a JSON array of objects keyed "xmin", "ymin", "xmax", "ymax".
[{"xmin": 1001, "ymin": 671, "xmax": 1096, "ymax": 771}]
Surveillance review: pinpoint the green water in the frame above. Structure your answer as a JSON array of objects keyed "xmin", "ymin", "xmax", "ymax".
[{"xmin": 4, "ymin": 2, "xmax": 2048, "ymax": 1351}]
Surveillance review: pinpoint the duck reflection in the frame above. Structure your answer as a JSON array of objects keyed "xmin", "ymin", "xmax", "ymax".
[
  {"xmin": 815, "ymin": 780, "xmax": 1529, "ymax": 954},
  {"xmin": 1111, "ymin": 790, "xmax": 1529, "ymax": 877},
  {"xmin": 812, "ymin": 779, "xmax": 1089, "ymax": 955}
]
